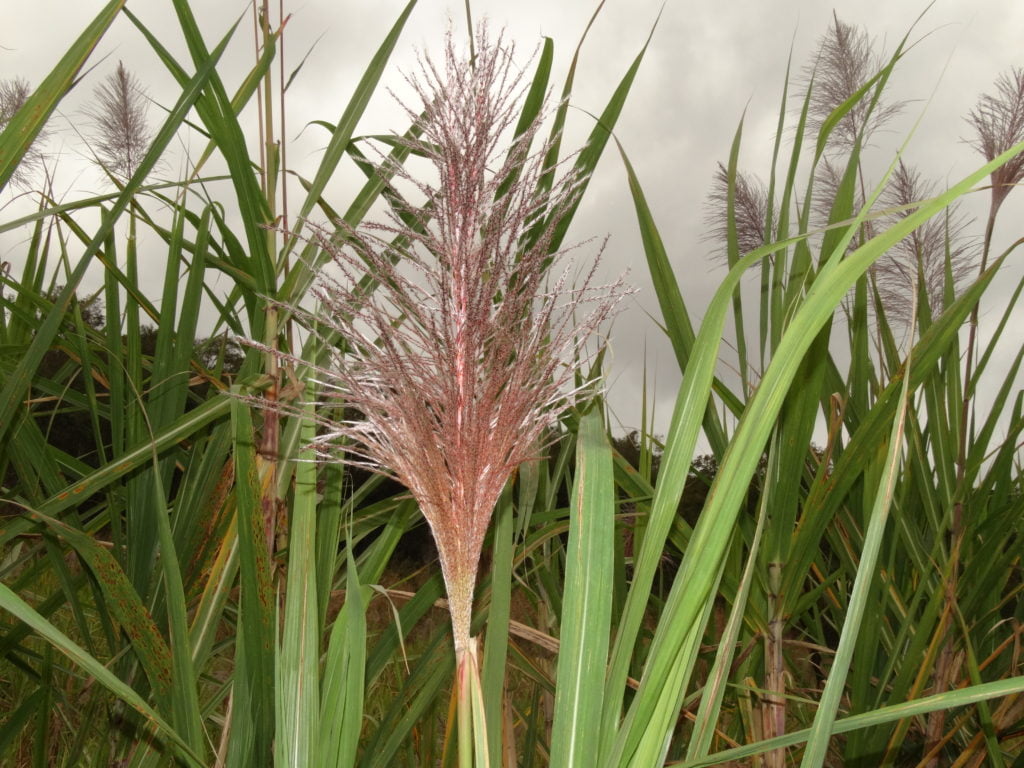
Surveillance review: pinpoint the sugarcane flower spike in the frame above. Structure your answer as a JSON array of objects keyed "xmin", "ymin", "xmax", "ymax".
[
  {"xmin": 260, "ymin": 24, "xmax": 629, "ymax": 655},
  {"xmin": 967, "ymin": 66, "xmax": 1024, "ymax": 214}
]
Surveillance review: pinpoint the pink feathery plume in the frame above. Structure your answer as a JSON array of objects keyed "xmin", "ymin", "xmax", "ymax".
[{"xmin": 259, "ymin": 25, "xmax": 628, "ymax": 655}]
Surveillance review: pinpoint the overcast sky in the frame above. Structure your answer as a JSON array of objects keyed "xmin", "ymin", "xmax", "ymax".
[{"xmin": 5, "ymin": 0, "xmax": 1024, "ymax": 442}]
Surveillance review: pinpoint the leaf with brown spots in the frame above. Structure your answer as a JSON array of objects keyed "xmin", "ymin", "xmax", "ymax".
[{"xmin": 26, "ymin": 509, "xmax": 174, "ymax": 704}]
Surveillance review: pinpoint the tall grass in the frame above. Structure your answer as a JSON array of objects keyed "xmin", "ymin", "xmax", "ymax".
[{"xmin": 1, "ymin": 3, "xmax": 1023, "ymax": 767}]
